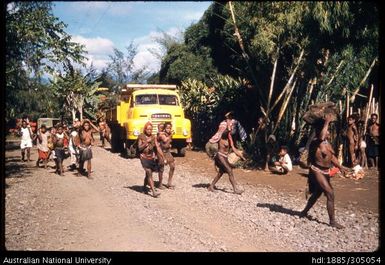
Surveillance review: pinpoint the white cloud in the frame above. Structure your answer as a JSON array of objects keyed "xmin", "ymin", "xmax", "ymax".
[
  {"xmin": 71, "ymin": 35, "xmax": 115, "ymax": 70},
  {"xmin": 131, "ymin": 27, "xmax": 184, "ymax": 73}
]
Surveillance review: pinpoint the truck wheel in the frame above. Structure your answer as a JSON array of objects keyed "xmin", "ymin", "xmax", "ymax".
[
  {"xmin": 177, "ymin": 147, "xmax": 187, "ymax": 157},
  {"xmin": 110, "ymin": 124, "xmax": 123, "ymax": 153}
]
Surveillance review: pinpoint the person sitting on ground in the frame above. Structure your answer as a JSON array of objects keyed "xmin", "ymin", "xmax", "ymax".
[
  {"xmin": 208, "ymin": 122, "xmax": 246, "ymax": 195},
  {"xmin": 269, "ymin": 145, "xmax": 293, "ymax": 175}
]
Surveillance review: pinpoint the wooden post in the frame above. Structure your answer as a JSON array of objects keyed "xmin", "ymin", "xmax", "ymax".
[
  {"xmin": 363, "ymin": 84, "xmax": 374, "ymax": 135},
  {"xmin": 371, "ymin": 97, "xmax": 375, "ymax": 115},
  {"xmin": 267, "ymin": 50, "xmax": 279, "ymax": 113},
  {"xmin": 269, "ymin": 49, "xmax": 305, "ymax": 113},
  {"xmin": 228, "ymin": 1, "xmax": 264, "ymax": 109},
  {"xmin": 351, "ymin": 57, "xmax": 378, "ymax": 103},
  {"xmin": 346, "ymin": 91, "xmax": 349, "ymax": 119},
  {"xmin": 272, "ymin": 79, "xmax": 297, "ymax": 134}
]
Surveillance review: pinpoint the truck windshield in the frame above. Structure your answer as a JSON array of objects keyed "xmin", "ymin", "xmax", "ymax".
[
  {"xmin": 159, "ymin": 95, "xmax": 179, "ymax": 106},
  {"xmin": 135, "ymin": 94, "xmax": 179, "ymax": 106},
  {"xmin": 135, "ymin": 94, "xmax": 157, "ymax": 105}
]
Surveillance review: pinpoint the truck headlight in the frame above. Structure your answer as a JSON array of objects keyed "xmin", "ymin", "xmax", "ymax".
[
  {"xmin": 133, "ymin": 129, "xmax": 140, "ymax": 136},
  {"xmin": 183, "ymin": 129, "xmax": 188, "ymax": 136}
]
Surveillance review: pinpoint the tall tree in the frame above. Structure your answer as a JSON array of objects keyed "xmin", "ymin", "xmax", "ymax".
[{"xmin": 6, "ymin": 2, "xmax": 86, "ymax": 121}]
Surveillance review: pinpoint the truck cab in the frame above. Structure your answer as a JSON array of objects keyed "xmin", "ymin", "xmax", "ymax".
[{"xmin": 107, "ymin": 84, "xmax": 191, "ymax": 157}]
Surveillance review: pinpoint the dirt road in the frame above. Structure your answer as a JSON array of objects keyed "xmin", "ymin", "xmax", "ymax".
[{"xmin": 4, "ymin": 140, "xmax": 379, "ymax": 252}]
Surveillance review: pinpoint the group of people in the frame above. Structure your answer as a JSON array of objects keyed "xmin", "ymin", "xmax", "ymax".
[
  {"xmin": 17, "ymin": 109, "xmax": 380, "ymax": 229},
  {"xmin": 138, "ymin": 121, "xmax": 176, "ymax": 198},
  {"xmin": 346, "ymin": 113, "xmax": 380, "ymax": 169},
  {"xmin": 18, "ymin": 117, "xmax": 105, "ymax": 179},
  {"xmin": 204, "ymin": 110, "xmax": 380, "ymax": 229}
]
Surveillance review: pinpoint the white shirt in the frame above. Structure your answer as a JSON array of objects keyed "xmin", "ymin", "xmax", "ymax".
[
  {"xmin": 279, "ymin": 153, "xmax": 293, "ymax": 171},
  {"xmin": 69, "ymin": 130, "xmax": 78, "ymax": 149},
  {"xmin": 20, "ymin": 127, "xmax": 32, "ymax": 141}
]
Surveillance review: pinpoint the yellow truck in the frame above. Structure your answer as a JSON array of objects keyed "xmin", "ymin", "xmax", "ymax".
[{"xmin": 106, "ymin": 84, "xmax": 192, "ymax": 157}]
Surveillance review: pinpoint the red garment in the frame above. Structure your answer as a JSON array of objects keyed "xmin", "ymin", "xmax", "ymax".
[
  {"xmin": 209, "ymin": 121, "xmax": 228, "ymax": 143},
  {"xmin": 38, "ymin": 150, "xmax": 49, "ymax": 160},
  {"xmin": 329, "ymin": 167, "xmax": 340, "ymax": 177}
]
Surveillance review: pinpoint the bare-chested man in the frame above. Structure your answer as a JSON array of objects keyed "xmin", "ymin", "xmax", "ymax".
[
  {"xmin": 346, "ymin": 115, "xmax": 359, "ymax": 167},
  {"xmin": 138, "ymin": 122, "xmax": 164, "ymax": 198},
  {"xmin": 208, "ymin": 123, "xmax": 246, "ymax": 195},
  {"xmin": 98, "ymin": 117, "xmax": 111, "ymax": 147},
  {"xmin": 77, "ymin": 119, "xmax": 97, "ymax": 179},
  {"xmin": 300, "ymin": 114, "xmax": 347, "ymax": 229},
  {"xmin": 367, "ymin": 113, "xmax": 380, "ymax": 168},
  {"xmin": 52, "ymin": 124, "xmax": 69, "ymax": 176},
  {"xmin": 158, "ymin": 122, "xmax": 176, "ymax": 189}
]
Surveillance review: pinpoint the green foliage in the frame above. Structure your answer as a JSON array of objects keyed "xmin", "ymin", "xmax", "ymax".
[
  {"xmin": 51, "ymin": 66, "xmax": 101, "ymax": 121},
  {"xmin": 159, "ymin": 43, "xmax": 218, "ymax": 84},
  {"xmin": 178, "ymin": 75, "xmax": 250, "ymax": 146},
  {"xmin": 6, "ymin": 2, "xmax": 86, "ymax": 121},
  {"xmin": 163, "ymin": 1, "xmax": 379, "ymax": 150}
]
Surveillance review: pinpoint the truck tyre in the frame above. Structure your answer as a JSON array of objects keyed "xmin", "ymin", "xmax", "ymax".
[
  {"xmin": 110, "ymin": 124, "xmax": 123, "ymax": 153},
  {"xmin": 177, "ymin": 147, "xmax": 187, "ymax": 157}
]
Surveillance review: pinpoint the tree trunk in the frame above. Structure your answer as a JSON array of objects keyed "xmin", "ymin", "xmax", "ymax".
[
  {"xmin": 267, "ymin": 50, "xmax": 279, "ymax": 113},
  {"xmin": 228, "ymin": 1, "xmax": 265, "ymax": 108},
  {"xmin": 363, "ymin": 85, "xmax": 373, "ymax": 136},
  {"xmin": 269, "ymin": 49, "xmax": 305, "ymax": 113},
  {"xmin": 272, "ymin": 78, "xmax": 298, "ymax": 134},
  {"xmin": 350, "ymin": 57, "xmax": 378, "ymax": 103},
  {"xmin": 72, "ymin": 109, "xmax": 76, "ymax": 123},
  {"xmin": 326, "ymin": 60, "xmax": 344, "ymax": 86}
]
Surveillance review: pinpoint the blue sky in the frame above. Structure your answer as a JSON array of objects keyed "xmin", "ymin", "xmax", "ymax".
[{"xmin": 52, "ymin": 1, "xmax": 212, "ymax": 73}]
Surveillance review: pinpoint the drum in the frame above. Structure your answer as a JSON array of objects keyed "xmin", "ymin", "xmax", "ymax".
[
  {"xmin": 205, "ymin": 141, "xmax": 218, "ymax": 159},
  {"xmin": 228, "ymin": 152, "xmax": 240, "ymax": 167}
]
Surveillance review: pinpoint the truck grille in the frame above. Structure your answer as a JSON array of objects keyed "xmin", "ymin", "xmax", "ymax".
[
  {"xmin": 151, "ymin": 113, "xmax": 171, "ymax": 119},
  {"xmin": 150, "ymin": 120, "xmax": 171, "ymax": 135}
]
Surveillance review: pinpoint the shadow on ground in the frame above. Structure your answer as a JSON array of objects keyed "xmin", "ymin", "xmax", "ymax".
[
  {"xmin": 5, "ymin": 156, "xmax": 33, "ymax": 179},
  {"xmin": 192, "ymin": 183, "xmax": 229, "ymax": 193},
  {"xmin": 125, "ymin": 185, "xmax": 144, "ymax": 194},
  {"xmin": 5, "ymin": 142, "xmax": 20, "ymax": 151},
  {"xmin": 256, "ymin": 202, "xmax": 329, "ymax": 226}
]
